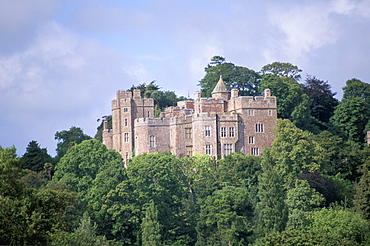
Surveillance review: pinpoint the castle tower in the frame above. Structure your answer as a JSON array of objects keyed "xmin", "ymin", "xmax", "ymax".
[
  {"xmin": 110, "ymin": 89, "xmax": 154, "ymax": 166},
  {"xmin": 211, "ymin": 75, "xmax": 230, "ymax": 101}
]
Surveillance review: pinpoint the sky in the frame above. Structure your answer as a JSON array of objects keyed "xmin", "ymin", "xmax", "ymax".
[{"xmin": 1, "ymin": 0, "xmax": 370, "ymax": 156}]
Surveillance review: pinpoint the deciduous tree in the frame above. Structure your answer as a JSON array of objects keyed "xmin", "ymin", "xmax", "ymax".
[{"xmin": 198, "ymin": 56, "xmax": 260, "ymax": 97}]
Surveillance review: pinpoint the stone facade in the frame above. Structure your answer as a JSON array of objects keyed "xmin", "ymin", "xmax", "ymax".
[{"xmin": 103, "ymin": 76, "xmax": 277, "ymax": 165}]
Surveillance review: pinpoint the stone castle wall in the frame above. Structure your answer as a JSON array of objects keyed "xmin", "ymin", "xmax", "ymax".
[{"xmin": 103, "ymin": 82, "xmax": 277, "ymax": 164}]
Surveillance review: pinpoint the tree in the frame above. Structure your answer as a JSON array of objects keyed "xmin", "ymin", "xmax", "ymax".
[
  {"xmin": 268, "ymin": 119, "xmax": 324, "ymax": 186},
  {"xmin": 0, "ymin": 146, "xmax": 81, "ymax": 245},
  {"xmin": 308, "ymin": 207, "xmax": 370, "ymax": 245},
  {"xmin": 141, "ymin": 200, "xmax": 162, "ymax": 246},
  {"xmin": 21, "ymin": 140, "xmax": 53, "ymax": 173},
  {"xmin": 330, "ymin": 97, "xmax": 370, "ymax": 143},
  {"xmin": 260, "ymin": 62, "xmax": 302, "ymax": 81},
  {"xmin": 55, "ymin": 126, "xmax": 91, "ymax": 161},
  {"xmin": 313, "ymin": 131, "xmax": 364, "ymax": 180},
  {"xmin": 104, "ymin": 153, "xmax": 193, "ymax": 245},
  {"xmin": 95, "ymin": 115, "xmax": 112, "ymax": 141},
  {"xmin": 297, "ymin": 172, "xmax": 341, "ymax": 206},
  {"xmin": 255, "ymin": 155, "xmax": 288, "ymax": 238},
  {"xmin": 196, "ymin": 186, "xmax": 253, "ymax": 246},
  {"xmin": 354, "ymin": 161, "xmax": 370, "ymax": 220},
  {"xmin": 257, "ymin": 229, "xmax": 355, "ymax": 246},
  {"xmin": 50, "ymin": 212, "xmax": 109, "ymax": 246},
  {"xmin": 128, "ymin": 81, "xmax": 181, "ymax": 116},
  {"xmin": 198, "ymin": 56, "xmax": 260, "ymax": 97},
  {"xmin": 259, "ymin": 75, "xmax": 318, "ymax": 132},
  {"xmin": 285, "ymin": 179, "xmax": 325, "ymax": 229},
  {"xmin": 343, "ymin": 78, "xmax": 370, "ymax": 105},
  {"xmin": 303, "ymin": 75, "xmax": 338, "ymax": 125}
]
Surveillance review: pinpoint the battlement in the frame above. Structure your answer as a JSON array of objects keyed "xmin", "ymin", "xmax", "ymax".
[{"xmin": 135, "ymin": 117, "xmax": 171, "ymax": 125}]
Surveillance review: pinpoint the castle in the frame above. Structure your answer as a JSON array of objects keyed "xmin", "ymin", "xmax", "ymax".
[{"xmin": 102, "ymin": 76, "xmax": 277, "ymax": 165}]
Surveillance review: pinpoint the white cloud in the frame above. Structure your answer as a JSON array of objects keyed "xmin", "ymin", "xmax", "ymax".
[{"xmin": 0, "ymin": 21, "xmax": 149, "ymax": 155}]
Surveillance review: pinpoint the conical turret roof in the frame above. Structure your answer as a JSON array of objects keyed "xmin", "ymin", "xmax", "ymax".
[{"xmin": 212, "ymin": 75, "xmax": 228, "ymax": 94}]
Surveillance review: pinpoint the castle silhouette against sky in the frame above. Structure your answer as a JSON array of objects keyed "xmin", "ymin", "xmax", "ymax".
[{"xmin": 103, "ymin": 76, "xmax": 277, "ymax": 165}]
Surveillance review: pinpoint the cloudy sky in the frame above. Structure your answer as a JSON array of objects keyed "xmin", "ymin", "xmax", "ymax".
[{"xmin": 1, "ymin": 0, "xmax": 370, "ymax": 156}]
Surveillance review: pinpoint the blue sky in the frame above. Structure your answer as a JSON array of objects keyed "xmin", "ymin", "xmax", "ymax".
[{"xmin": 1, "ymin": 0, "xmax": 370, "ymax": 156}]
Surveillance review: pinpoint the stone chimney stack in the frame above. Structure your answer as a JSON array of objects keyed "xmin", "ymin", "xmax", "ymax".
[{"xmin": 264, "ymin": 88, "xmax": 271, "ymax": 97}]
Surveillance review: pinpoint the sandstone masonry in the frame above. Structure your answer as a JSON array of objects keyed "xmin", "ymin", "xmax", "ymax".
[{"xmin": 103, "ymin": 76, "xmax": 277, "ymax": 165}]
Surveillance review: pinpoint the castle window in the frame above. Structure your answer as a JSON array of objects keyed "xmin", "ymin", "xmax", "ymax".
[
  {"xmin": 124, "ymin": 118, "xmax": 128, "ymax": 127},
  {"xmin": 221, "ymin": 127, "xmax": 227, "ymax": 137},
  {"xmin": 249, "ymin": 136, "xmax": 255, "ymax": 144},
  {"xmin": 124, "ymin": 133, "xmax": 129, "ymax": 142},
  {"xmin": 124, "ymin": 108, "xmax": 128, "ymax": 112},
  {"xmin": 224, "ymin": 144, "xmax": 233, "ymax": 156},
  {"xmin": 149, "ymin": 135, "xmax": 155, "ymax": 148},
  {"xmin": 248, "ymin": 110, "xmax": 254, "ymax": 116},
  {"xmin": 186, "ymin": 146, "xmax": 193, "ymax": 156},
  {"xmin": 148, "ymin": 111, "xmax": 150, "ymax": 117},
  {"xmin": 185, "ymin": 128, "xmax": 192, "ymax": 138},
  {"xmin": 205, "ymin": 145, "xmax": 211, "ymax": 155},
  {"xmin": 268, "ymin": 110, "xmax": 272, "ymax": 116},
  {"xmin": 205, "ymin": 126, "xmax": 211, "ymax": 136},
  {"xmin": 229, "ymin": 127, "xmax": 235, "ymax": 137},
  {"xmin": 256, "ymin": 124, "xmax": 264, "ymax": 133},
  {"xmin": 251, "ymin": 148, "xmax": 259, "ymax": 156}
]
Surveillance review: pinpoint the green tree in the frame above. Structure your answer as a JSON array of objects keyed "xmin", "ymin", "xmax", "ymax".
[
  {"xmin": 259, "ymin": 75, "xmax": 317, "ymax": 132},
  {"xmin": 260, "ymin": 62, "xmax": 302, "ymax": 81},
  {"xmin": 330, "ymin": 96, "xmax": 370, "ymax": 143},
  {"xmin": 95, "ymin": 115, "xmax": 112, "ymax": 141},
  {"xmin": 314, "ymin": 131, "xmax": 364, "ymax": 181},
  {"xmin": 0, "ymin": 146, "xmax": 81, "ymax": 245},
  {"xmin": 257, "ymin": 229, "xmax": 355, "ymax": 246},
  {"xmin": 50, "ymin": 212, "xmax": 109, "ymax": 246},
  {"xmin": 141, "ymin": 200, "xmax": 162, "ymax": 246},
  {"xmin": 354, "ymin": 161, "xmax": 370, "ymax": 220},
  {"xmin": 198, "ymin": 56, "xmax": 260, "ymax": 97},
  {"xmin": 104, "ymin": 153, "xmax": 193, "ymax": 245},
  {"xmin": 129, "ymin": 81, "xmax": 182, "ymax": 116},
  {"xmin": 196, "ymin": 186, "xmax": 253, "ymax": 246},
  {"xmin": 52, "ymin": 139, "xmax": 125, "ymax": 239},
  {"xmin": 255, "ymin": 156, "xmax": 288, "ymax": 238},
  {"xmin": 285, "ymin": 179, "xmax": 325, "ymax": 229},
  {"xmin": 21, "ymin": 140, "xmax": 53, "ymax": 172},
  {"xmin": 297, "ymin": 172, "xmax": 341, "ymax": 207},
  {"xmin": 308, "ymin": 207, "xmax": 370, "ymax": 245},
  {"xmin": 55, "ymin": 126, "xmax": 91, "ymax": 161},
  {"xmin": 268, "ymin": 119, "xmax": 324, "ymax": 186},
  {"xmin": 343, "ymin": 78, "xmax": 370, "ymax": 105},
  {"xmin": 303, "ymin": 75, "xmax": 338, "ymax": 126}
]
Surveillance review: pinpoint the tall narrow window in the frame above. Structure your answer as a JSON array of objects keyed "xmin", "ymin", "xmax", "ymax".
[
  {"xmin": 229, "ymin": 127, "xmax": 235, "ymax": 137},
  {"xmin": 221, "ymin": 127, "xmax": 227, "ymax": 137},
  {"xmin": 186, "ymin": 146, "xmax": 193, "ymax": 156},
  {"xmin": 249, "ymin": 136, "xmax": 255, "ymax": 144},
  {"xmin": 251, "ymin": 148, "xmax": 259, "ymax": 156},
  {"xmin": 224, "ymin": 144, "xmax": 233, "ymax": 156},
  {"xmin": 205, "ymin": 126, "xmax": 211, "ymax": 136},
  {"xmin": 148, "ymin": 111, "xmax": 150, "ymax": 117},
  {"xmin": 149, "ymin": 135, "xmax": 155, "ymax": 148},
  {"xmin": 185, "ymin": 128, "xmax": 192, "ymax": 138},
  {"xmin": 256, "ymin": 124, "xmax": 264, "ymax": 132},
  {"xmin": 124, "ymin": 133, "xmax": 129, "ymax": 142},
  {"xmin": 205, "ymin": 145, "xmax": 211, "ymax": 155},
  {"xmin": 124, "ymin": 118, "xmax": 128, "ymax": 127},
  {"xmin": 268, "ymin": 110, "xmax": 272, "ymax": 116},
  {"xmin": 248, "ymin": 110, "xmax": 254, "ymax": 116}
]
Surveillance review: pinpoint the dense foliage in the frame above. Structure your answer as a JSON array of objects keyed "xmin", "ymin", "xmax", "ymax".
[{"xmin": 2, "ymin": 56, "xmax": 370, "ymax": 245}]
